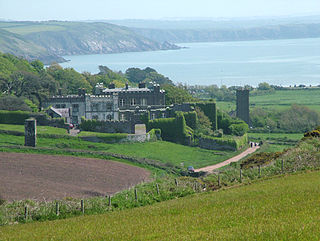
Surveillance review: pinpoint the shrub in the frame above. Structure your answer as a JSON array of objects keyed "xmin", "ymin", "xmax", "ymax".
[{"xmin": 229, "ymin": 122, "xmax": 249, "ymax": 136}]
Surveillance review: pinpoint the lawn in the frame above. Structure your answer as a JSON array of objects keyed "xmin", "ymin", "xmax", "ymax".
[
  {"xmin": 0, "ymin": 124, "xmax": 68, "ymax": 136},
  {"xmin": 0, "ymin": 132, "xmax": 238, "ymax": 169},
  {"xmin": 1, "ymin": 171, "xmax": 319, "ymax": 240}
]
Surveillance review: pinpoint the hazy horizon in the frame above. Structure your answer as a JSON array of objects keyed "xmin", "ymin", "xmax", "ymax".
[{"xmin": 1, "ymin": 0, "xmax": 320, "ymax": 21}]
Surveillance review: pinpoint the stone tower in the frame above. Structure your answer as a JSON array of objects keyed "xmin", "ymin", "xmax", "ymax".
[{"xmin": 236, "ymin": 89, "xmax": 250, "ymax": 124}]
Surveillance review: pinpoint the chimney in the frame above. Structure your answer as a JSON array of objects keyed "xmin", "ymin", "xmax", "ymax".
[
  {"xmin": 139, "ymin": 82, "xmax": 146, "ymax": 89},
  {"xmin": 125, "ymin": 83, "xmax": 129, "ymax": 90},
  {"xmin": 153, "ymin": 84, "xmax": 160, "ymax": 93}
]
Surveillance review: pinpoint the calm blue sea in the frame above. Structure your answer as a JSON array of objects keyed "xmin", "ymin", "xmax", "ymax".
[{"xmin": 61, "ymin": 38, "xmax": 320, "ymax": 87}]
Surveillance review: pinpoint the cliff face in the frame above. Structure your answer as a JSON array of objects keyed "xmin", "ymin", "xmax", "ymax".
[
  {"xmin": 133, "ymin": 24, "xmax": 320, "ymax": 43},
  {"xmin": 24, "ymin": 22, "xmax": 180, "ymax": 56},
  {"xmin": 0, "ymin": 21, "xmax": 180, "ymax": 64}
]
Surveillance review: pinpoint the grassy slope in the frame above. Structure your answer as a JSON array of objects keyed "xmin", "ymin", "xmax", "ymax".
[
  {"xmin": 0, "ymin": 127, "xmax": 237, "ymax": 169},
  {"xmin": 1, "ymin": 171, "xmax": 319, "ymax": 240}
]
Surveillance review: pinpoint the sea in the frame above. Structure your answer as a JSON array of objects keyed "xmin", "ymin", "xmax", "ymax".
[{"xmin": 60, "ymin": 38, "xmax": 320, "ymax": 87}]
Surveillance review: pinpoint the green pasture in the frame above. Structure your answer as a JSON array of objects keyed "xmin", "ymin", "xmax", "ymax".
[
  {"xmin": 0, "ymin": 124, "xmax": 68, "ymax": 135},
  {"xmin": 217, "ymin": 88, "xmax": 320, "ymax": 112},
  {"xmin": 248, "ymin": 132, "xmax": 303, "ymax": 152},
  {"xmin": 1, "ymin": 171, "xmax": 319, "ymax": 240},
  {"xmin": 0, "ymin": 131, "xmax": 237, "ymax": 169}
]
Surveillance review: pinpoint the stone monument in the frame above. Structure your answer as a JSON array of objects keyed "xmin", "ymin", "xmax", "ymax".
[{"xmin": 25, "ymin": 118, "xmax": 37, "ymax": 147}]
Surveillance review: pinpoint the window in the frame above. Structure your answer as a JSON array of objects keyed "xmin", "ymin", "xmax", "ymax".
[
  {"xmin": 130, "ymin": 98, "xmax": 136, "ymax": 106},
  {"xmin": 72, "ymin": 104, "xmax": 79, "ymax": 112},
  {"xmin": 92, "ymin": 103, "xmax": 98, "ymax": 111},
  {"xmin": 151, "ymin": 113, "xmax": 156, "ymax": 120},
  {"xmin": 141, "ymin": 98, "xmax": 147, "ymax": 106},
  {"xmin": 106, "ymin": 103, "xmax": 112, "ymax": 111},
  {"xmin": 120, "ymin": 113, "xmax": 125, "ymax": 121},
  {"xmin": 61, "ymin": 104, "xmax": 66, "ymax": 108},
  {"xmin": 162, "ymin": 113, "xmax": 166, "ymax": 118},
  {"xmin": 119, "ymin": 99, "xmax": 125, "ymax": 107},
  {"xmin": 107, "ymin": 114, "xmax": 112, "ymax": 121},
  {"xmin": 55, "ymin": 104, "xmax": 61, "ymax": 108}
]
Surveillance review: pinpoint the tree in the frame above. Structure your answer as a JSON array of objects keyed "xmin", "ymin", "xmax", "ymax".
[
  {"xmin": 0, "ymin": 96, "xmax": 32, "ymax": 111},
  {"xmin": 47, "ymin": 64, "xmax": 91, "ymax": 94},
  {"xmin": 125, "ymin": 68, "xmax": 146, "ymax": 83},
  {"xmin": 162, "ymin": 84, "xmax": 197, "ymax": 105}
]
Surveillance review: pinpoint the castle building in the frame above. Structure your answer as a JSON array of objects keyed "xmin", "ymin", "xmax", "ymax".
[{"xmin": 43, "ymin": 83, "xmax": 166, "ymax": 125}]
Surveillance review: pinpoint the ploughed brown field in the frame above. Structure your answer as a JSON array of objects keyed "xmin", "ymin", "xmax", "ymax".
[{"xmin": 0, "ymin": 152, "xmax": 150, "ymax": 201}]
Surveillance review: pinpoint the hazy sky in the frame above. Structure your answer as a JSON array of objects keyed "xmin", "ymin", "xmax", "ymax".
[{"xmin": 1, "ymin": 0, "xmax": 320, "ymax": 21}]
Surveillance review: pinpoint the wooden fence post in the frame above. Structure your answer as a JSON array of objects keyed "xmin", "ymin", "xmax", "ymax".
[
  {"xmin": 81, "ymin": 200, "xmax": 84, "ymax": 214},
  {"xmin": 258, "ymin": 165, "xmax": 261, "ymax": 178},
  {"xmin": 24, "ymin": 206, "xmax": 28, "ymax": 221},
  {"xmin": 56, "ymin": 202, "xmax": 59, "ymax": 216},
  {"xmin": 135, "ymin": 188, "xmax": 138, "ymax": 201},
  {"xmin": 156, "ymin": 183, "xmax": 160, "ymax": 195},
  {"xmin": 240, "ymin": 169, "xmax": 242, "ymax": 183},
  {"xmin": 108, "ymin": 195, "xmax": 111, "ymax": 207}
]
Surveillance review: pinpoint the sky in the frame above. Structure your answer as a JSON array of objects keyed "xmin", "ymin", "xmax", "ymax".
[{"xmin": 1, "ymin": 0, "xmax": 320, "ymax": 21}]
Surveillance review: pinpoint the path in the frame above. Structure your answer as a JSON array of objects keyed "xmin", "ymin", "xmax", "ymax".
[{"xmin": 195, "ymin": 144, "xmax": 260, "ymax": 173}]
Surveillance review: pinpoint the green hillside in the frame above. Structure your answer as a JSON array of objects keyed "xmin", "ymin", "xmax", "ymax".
[
  {"xmin": 1, "ymin": 171, "xmax": 319, "ymax": 240},
  {"xmin": 0, "ymin": 21, "xmax": 179, "ymax": 64},
  {"xmin": 0, "ymin": 29, "xmax": 64, "ymax": 64}
]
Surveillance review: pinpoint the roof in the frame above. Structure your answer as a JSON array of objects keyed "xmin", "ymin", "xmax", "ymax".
[
  {"xmin": 49, "ymin": 107, "xmax": 70, "ymax": 118},
  {"xmin": 102, "ymin": 87, "xmax": 152, "ymax": 93}
]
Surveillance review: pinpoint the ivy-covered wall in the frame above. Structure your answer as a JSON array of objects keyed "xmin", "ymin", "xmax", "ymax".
[
  {"xmin": 148, "ymin": 112, "xmax": 191, "ymax": 144},
  {"xmin": 191, "ymin": 102, "xmax": 217, "ymax": 131}
]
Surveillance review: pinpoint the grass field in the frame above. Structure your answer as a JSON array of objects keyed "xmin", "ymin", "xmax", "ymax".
[
  {"xmin": 248, "ymin": 132, "xmax": 303, "ymax": 152},
  {"xmin": 0, "ymin": 124, "xmax": 68, "ymax": 135},
  {"xmin": 217, "ymin": 88, "xmax": 320, "ymax": 112},
  {"xmin": 0, "ymin": 132, "xmax": 238, "ymax": 169},
  {"xmin": 1, "ymin": 171, "xmax": 319, "ymax": 240}
]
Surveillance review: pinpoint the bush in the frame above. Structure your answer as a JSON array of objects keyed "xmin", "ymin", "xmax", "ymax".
[
  {"xmin": 229, "ymin": 122, "xmax": 249, "ymax": 136},
  {"xmin": 0, "ymin": 96, "xmax": 32, "ymax": 111},
  {"xmin": 148, "ymin": 128, "xmax": 161, "ymax": 141},
  {"xmin": 0, "ymin": 110, "xmax": 65, "ymax": 127}
]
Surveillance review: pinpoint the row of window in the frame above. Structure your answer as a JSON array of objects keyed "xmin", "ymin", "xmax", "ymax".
[
  {"xmin": 91, "ymin": 103, "xmax": 113, "ymax": 111},
  {"xmin": 92, "ymin": 114, "xmax": 113, "ymax": 121},
  {"xmin": 118, "ymin": 113, "xmax": 166, "ymax": 121},
  {"xmin": 120, "ymin": 98, "xmax": 147, "ymax": 107}
]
